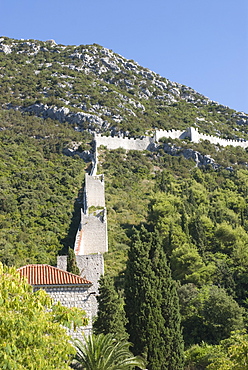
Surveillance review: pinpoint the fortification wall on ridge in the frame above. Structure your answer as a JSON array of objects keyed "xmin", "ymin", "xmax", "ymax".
[
  {"xmin": 154, "ymin": 127, "xmax": 248, "ymax": 148},
  {"xmin": 84, "ymin": 173, "xmax": 105, "ymax": 210},
  {"xmin": 74, "ymin": 208, "xmax": 107, "ymax": 256},
  {"xmin": 189, "ymin": 127, "xmax": 248, "ymax": 148},
  {"xmin": 155, "ymin": 129, "xmax": 188, "ymax": 141},
  {"xmin": 74, "ymin": 126, "xmax": 248, "ymax": 260},
  {"xmin": 94, "ymin": 133, "xmax": 154, "ymax": 151},
  {"xmin": 78, "ymin": 210, "xmax": 107, "ymax": 255},
  {"xmin": 90, "ymin": 144, "xmax": 98, "ymax": 176}
]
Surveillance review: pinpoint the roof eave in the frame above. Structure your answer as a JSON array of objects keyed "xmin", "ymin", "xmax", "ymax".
[{"xmin": 32, "ymin": 283, "xmax": 93, "ymax": 288}]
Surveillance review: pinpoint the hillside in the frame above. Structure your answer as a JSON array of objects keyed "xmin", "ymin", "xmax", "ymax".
[
  {"xmin": 1, "ymin": 36, "xmax": 248, "ymax": 270},
  {"xmin": 0, "ymin": 36, "xmax": 247, "ymax": 139},
  {"xmin": 2, "ymin": 36, "xmax": 248, "ymax": 360}
]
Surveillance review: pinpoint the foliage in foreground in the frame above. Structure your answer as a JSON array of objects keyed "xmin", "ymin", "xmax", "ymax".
[
  {"xmin": 0, "ymin": 263, "xmax": 87, "ymax": 369},
  {"xmin": 72, "ymin": 333, "xmax": 145, "ymax": 370}
]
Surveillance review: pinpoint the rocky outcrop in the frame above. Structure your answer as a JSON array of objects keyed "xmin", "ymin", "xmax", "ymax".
[
  {"xmin": 162, "ymin": 143, "xmax": 219, "ymax": 169},
  {"xmin": 11, "ymin": 103, "xmax": 110, "ymax": 130},
  {"xmin": 62, "ymin": 148, "xmax": 93, "ymax": 162}
]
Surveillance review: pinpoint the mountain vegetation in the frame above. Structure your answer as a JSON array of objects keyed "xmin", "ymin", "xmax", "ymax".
[
  {"xmin": 1, "ymin": 36, "xmax": 248, "ymax": 368},
  {"xmin": 0, "ymin": 36, "xmax": 247, "ymax": 139}
]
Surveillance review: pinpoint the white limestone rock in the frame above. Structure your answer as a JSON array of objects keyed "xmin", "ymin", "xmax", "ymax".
[{"xmin": 0, "ymin": 44, "xmax": 12, "ymax": 54}]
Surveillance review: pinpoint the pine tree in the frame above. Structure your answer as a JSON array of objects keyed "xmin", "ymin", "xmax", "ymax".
[
  {"xmin": 93, "ymin": 275, "xmax": 128, "ymax": 341},
  {"xmin": 125, "ymin": 226, "xmax": 184, "ymax": 370},
  {"xmin": 67, "ymin": 247, "xmax": 80, "ymax": 275}
]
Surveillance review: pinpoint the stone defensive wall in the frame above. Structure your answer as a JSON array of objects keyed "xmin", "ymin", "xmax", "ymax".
[
  {"xmin": 74, "ymin": 126, "xmax": 248, "ymax": 258},
  {"xmin": 96, "ymin": 128, "xmax": 248, "ymax": 150},
  {"xmin": 90, "ymin": 142, "xmax": 98, "ymax": 176},
  {"xmin": 155, "ymin": 127, "xmax": 248, "ymax": 148},
  {"xmin": 84, "ymin": 173, "xmax": 105, "ymax": 211},
  {"xmin": 57, "ymin": 253, "xmax": 104, "ymax": 323},
  {"xmin": 74, "ymin": 209, "xmax": 108, "ymax": 256},
  {"xmin": 188, "ymin": 127, "xmax": 248, "ymax": 148},
  {"xmin": 154, "ymin": 129, "xmax": 188, "ymax": 142},
  {"xmin": 94, "ymin": 133, "xmax": 155, "ymax": 151},
  {"xmin": 74, "ymin": 163, "xmax": 108, "ymax": 256},
  {"xmin": 154, "ymin": 127, "xmax": 248, "ymax": 148}
]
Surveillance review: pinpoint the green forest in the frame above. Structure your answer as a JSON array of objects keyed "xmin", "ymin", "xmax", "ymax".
[{"xmin": 1, "ymin": 36, "xmax": 248, "ymax": 369}]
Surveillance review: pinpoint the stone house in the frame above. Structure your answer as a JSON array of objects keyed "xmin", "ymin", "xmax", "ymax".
[{"xmin": 18, "ymin": 264, "xmax": 95, "ymax": 338}]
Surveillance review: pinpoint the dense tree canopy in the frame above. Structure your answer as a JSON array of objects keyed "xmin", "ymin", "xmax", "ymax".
[
  {"xmin": 178, "ymin": 284, "xmax": 245, "ymax": 346},
  {"xmin": 0, "ymin": 108, "xmax": 91, "ymax": 267},
  {"xmin": 185, "ymin": 330, "xmax": 248, "ymax": 370},
  {"xmin": 125, "ymin": 226, "xmax": 184, "ymax": 370},
  {"xmin": 93, "ymin": 275, "xmax": 128, "ymax": 341}
]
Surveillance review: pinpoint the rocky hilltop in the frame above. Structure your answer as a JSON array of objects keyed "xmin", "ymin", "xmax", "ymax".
[{"xmin": 0, "ymin": 36, "xmax": 247, "ymax": 139}]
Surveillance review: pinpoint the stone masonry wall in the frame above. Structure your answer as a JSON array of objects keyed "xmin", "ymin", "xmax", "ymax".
[
  {"xmin": 57, "ymin": 254, "xmax": 104, "ymax": 319},
  {"xmin": 154, "ymin": 127, "xmax": 248, "ymax": 148},
  {"xmin": 74, "ymin": 149, "xmax": 108, "ymax": 255},
  {"xmin": 154, "ymin": 129, "xmax": 188, "ymax": 141},
  {"xmin": 94, "ymin": 133, "xmax": 155, "ymax": 151},
  {"xmin": 95, "ymin": 128, "xmax": 248, "ymax": 149},
  {"xmin": 56, "ymin": 255, "xmax": 67, "ymax": 271},
  {"xmin": 76, "ymin": 254, "xmax": 104, "ymax": 318},
  {"xmin": 84, "ymin": 173, "xmax": 105, "ymax": 210},
  {"xmin": 80, "ymin": 210, "xmax": 108, "ymax": 255},
  {"xmin": 189, "ymin": 127, "xmax": 248, "ymax": 148},
  {"xmin": 34, "ymin": 285, "xmax": 93, "ymax": 340}
]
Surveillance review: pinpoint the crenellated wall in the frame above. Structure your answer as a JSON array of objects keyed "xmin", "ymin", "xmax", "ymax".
[
  {"xmin": 94, "ymin": 133, "xmax": 155, "ymax": 151},
  {"xmin": 188, "ymin": 127, "xmax": 248, "ymax": 148},
  {"xmin": 95, "ymin": 128, "xmax": 248, "ymax": 150},
  {"xmin": 154, "ymin": 129, "xmax": 188, "ymax": 141}
]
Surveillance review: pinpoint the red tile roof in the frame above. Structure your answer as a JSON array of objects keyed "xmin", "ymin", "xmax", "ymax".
[{"xmin": 18, "ymin": 264, "xmax": 92, "ymax": 286}]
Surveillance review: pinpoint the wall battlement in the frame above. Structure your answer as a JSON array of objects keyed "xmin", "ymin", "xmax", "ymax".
[
  {"xmin": 94, "ymin": 133, "xmax": 155, "ymax": 151},
  {"xmin": 74, "ymin": 126, "xmax": 248, "ymax": 260},
  {"xmin": 188, "ymin": 127, "xmax": 248, "ymax": 148},
  {"xmin": 155, "ymin": 127, "xmax": 248, "ymax": 148},
  {"xmin": 95, "ymin": 128, "xmax": 248, "ymax": 151}
]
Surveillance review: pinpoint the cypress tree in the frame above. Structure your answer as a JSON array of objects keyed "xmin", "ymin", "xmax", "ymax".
[
  {"xmin": 125, "ymin": 226, "xmax": 184, "ymax": 370},
  {"xmin": 93, "ymin": 275, "xmax": 128, "ymax": 341},
  {"xmin": 67, "ymin": 247, "xmax": 80, "ymax": 275}
]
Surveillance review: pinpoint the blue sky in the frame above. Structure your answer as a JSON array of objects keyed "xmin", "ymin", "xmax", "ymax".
[{"xmin": 1, "ymin": 0, "xmax": 248, "ymax": 113}]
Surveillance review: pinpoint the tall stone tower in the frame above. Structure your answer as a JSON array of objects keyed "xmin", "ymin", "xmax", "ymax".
[{"xmin": 74, "ymin": 173, "xmax": 108, "ymax": 256}]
